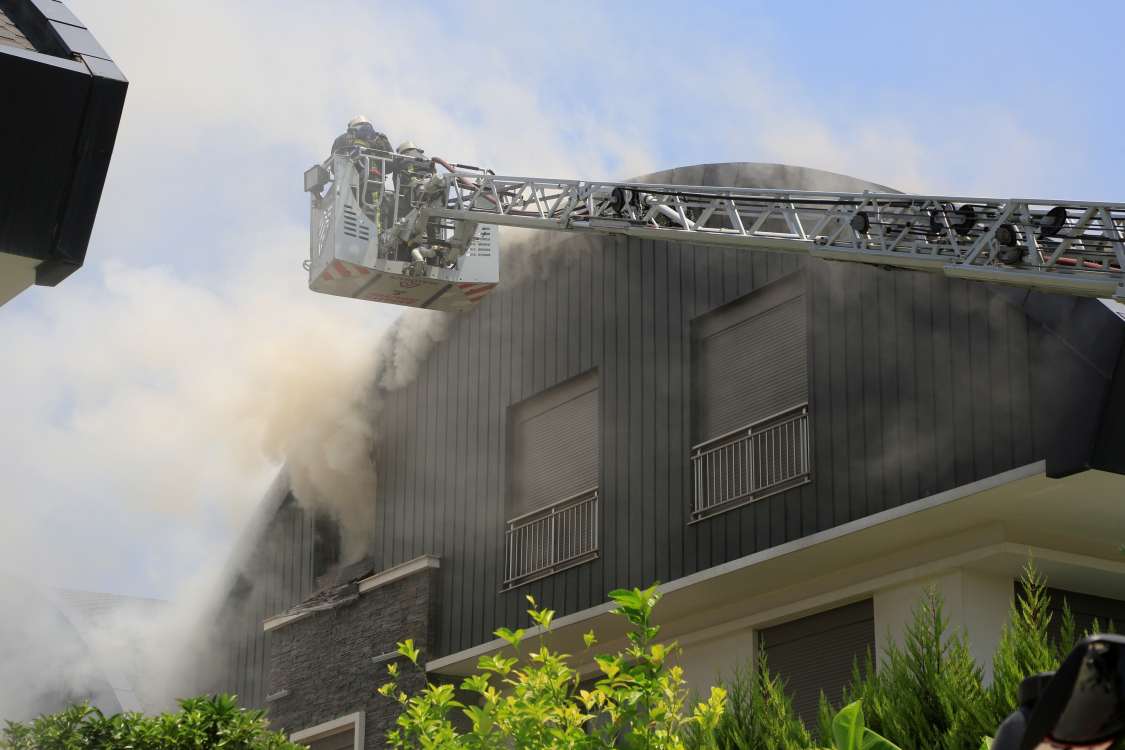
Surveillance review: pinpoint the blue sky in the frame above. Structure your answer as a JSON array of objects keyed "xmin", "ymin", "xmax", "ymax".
[{"xmin": 1, "ymin": 0, "xmax": 1122, "ymax": 602}]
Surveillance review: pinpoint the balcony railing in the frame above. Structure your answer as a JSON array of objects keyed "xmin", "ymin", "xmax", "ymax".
[
  {"xmin": 691, "ymin": 405, "xmax": 809, "ymax": 521},
  {"xmin": 503, "ymin": 488, "xmax": 598, "ymax": 590}
]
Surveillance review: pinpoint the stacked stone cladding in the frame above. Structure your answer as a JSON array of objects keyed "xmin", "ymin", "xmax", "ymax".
[{"xmin": 266, "ymin": 565, "xmax": 439, "ymax": 749}]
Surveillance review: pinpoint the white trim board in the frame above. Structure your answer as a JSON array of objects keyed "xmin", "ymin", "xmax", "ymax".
[
  {"xmin": 358, "ymin": 555, "xmax": 439, "ymax": 594},
  {"xmin": 290, "ymin": 711, "xmax": 365, "ymax": 750},
  {"xmin": 264, "ymin": 555, "xmax": 440, "ymax": 632}
]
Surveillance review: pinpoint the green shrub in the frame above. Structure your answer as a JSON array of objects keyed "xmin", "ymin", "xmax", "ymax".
[
  {"xmin": 682, "ymin": 650, "xmax": 811, "ymax": 750},
  {"xmin": 7, "ymin": 558, "xmax": 1109, "ymax": 750},
  {"xmin": 379, "ymin": 585, "xmax": 727, "ymax": 750},
  {"xmin": 811, "ymin": 556, "xmax": 1111, "ymax": 750},
  {"xmin": 0, "ymin": 694, "xmax": 301, "ymax": 750},
  {"xmin": 815, "ymin": 581, "xmax": 988, "ymax": 750}
]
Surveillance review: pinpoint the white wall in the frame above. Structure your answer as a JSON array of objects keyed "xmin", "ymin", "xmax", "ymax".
[
  {"xmin": 0, "ymin": 253, "xmax": 39, "ymax": 308},
  {"xmin": 873, "ymin": 568, "xmax": 1013, "ymax": 684},
  {"xmin": 676, "ymin": 627, "xmax": 756, "ymax": 696}
]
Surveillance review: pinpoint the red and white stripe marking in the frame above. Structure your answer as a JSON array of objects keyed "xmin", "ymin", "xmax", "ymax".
[
  {"xmin": 320, "ymin": 260, "xmax": 372, "ymax": 282},
  {"xmin": 458, "ymin": 282, "xmax": 496, "ymax": 303}
]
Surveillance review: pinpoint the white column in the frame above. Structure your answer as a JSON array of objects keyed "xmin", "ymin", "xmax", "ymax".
[
  {"xmin": 873, "ymin": 568, "xmax": 1014, "ymax": 684},
  {"xmin": 677, "ymin": 627, "xmax": 756, "ymax": 695}
]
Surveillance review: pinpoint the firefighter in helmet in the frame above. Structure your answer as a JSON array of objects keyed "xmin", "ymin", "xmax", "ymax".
[
  {"xmin": 331, "ymin": 116, "xmax": 393, "ymax": 215},
  {"xmin": 392, "ymin": 140, "xmax": 432, "ymax": 220},
  {"xmin": 331, "ymin": 115, "xmax": 392, "ymax": 156}
]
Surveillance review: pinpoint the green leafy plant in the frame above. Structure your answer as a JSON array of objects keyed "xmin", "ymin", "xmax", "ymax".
[
  {"xmin": 828, "ymin": 701, "xmax": 900, "ymax": 750},
  {"xmin": 814, "ymin": 581, "xmax": 988, "ymax": 750},
  {"xmin": 683, "ymin": 650, "xmax": 811, "ymax": 750},
  {"xmin": 0, "ymin": 694, "xmax": 301, "ymax": 750},
  {"xmin": 379, "ymin": 584, "xmax": 727, "ymax": 750},
  {"xmin": 984, "ymin": 556, "xmax": 1067, "ymax": 731}
]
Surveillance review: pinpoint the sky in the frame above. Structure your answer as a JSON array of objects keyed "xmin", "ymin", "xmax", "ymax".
[{"xmin": 1, "ymin": 0, "xmax": 1124, "ymax": 603}]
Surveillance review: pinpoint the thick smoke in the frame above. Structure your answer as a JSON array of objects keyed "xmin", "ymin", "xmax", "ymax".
[
  {"xmin": 498, "ymin": 227, "xmax": 602, "ymax": 288},
  {"xmin": 269, "ymin": 308, "xmax": 455, "ymax": 564},
  {"xmin": 0, "ymin": 576, "xmax": 119, "ymax": 720},
  {"xmin": 372, "ymin": 309, "xmax": 456, "ymax": 393}
]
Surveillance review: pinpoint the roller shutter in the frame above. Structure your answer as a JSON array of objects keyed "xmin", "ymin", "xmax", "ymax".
[
  {"xmin": 308, "ymin": 730, "xmax": 355, "ymax": 750},
  {"xmin": 1042, "ymin": 587, "xmax": 1125, "ymax": 650},
  {"xmin": 699, "ymin": 294, "xmax": 807, "ymax": 443},
  {"xmin": 760, "ymin": 599, "xmax": 875, "ymax": 734},
  {"xmin": 513, "ymin": 374, "xmax": 599, "ymax": 518}
]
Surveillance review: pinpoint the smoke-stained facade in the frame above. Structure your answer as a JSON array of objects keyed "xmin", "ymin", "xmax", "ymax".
[
  {"xmin": 211, "ymin": 163, "xmax": 1125, "ymax": 742},
  {"xmin": 204, "ymin": 482, "xmax": 339, "ymax": 710}
]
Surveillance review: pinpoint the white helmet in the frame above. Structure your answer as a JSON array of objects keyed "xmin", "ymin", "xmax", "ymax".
[
  {"xmin": 397, "ymin": 141, "xmax": 420, "ymax": 154},
  {"xmin": 347, "ymin": 115, "xmax": 370, "ymax": 129}
]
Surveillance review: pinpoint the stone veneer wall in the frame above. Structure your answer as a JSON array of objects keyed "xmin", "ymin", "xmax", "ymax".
[{"xmin": 266, "ymin": 564, "xmax": 440, "ymax": 749}]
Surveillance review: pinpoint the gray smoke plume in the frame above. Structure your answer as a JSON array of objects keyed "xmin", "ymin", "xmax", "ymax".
[{"xmin": 271, "ymin": 308, "xmax": 455, "ymax": 565}]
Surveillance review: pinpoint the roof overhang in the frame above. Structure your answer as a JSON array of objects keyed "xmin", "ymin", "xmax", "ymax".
[
  {"xmin": 428, "ymin": 462, "xmax": 1125, "ymax": 676},
  {"xmin": 0, "ymin": 0, "xmax": 127, "ymax": 300}
]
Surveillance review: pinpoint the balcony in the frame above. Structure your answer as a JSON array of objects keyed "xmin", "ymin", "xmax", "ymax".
[
  {"xmin": 503, "ymin": 488, "xmax": 598, "ymax": 590},
  {"xmin": 692, "ymin": 405, "xmax": 810, "ymax": 521}
]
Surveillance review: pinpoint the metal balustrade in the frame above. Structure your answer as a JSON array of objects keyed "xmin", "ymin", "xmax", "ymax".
[
  {"xmin": 692, "ymin": 406, "xmax": 809, "ymax": 520},
  {"xmin": 504, "ymin": 489, "xmax": 598, "ymax": 590}
]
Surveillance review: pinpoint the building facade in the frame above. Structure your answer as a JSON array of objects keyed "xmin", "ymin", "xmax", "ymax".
[{"xmin": 211, "ymin": 163, "xmax": 1125, "ymax": 748}]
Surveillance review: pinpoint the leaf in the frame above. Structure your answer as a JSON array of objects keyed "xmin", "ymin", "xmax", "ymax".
[
  {"xmin": 397, "ymin": 639, "xmax": 420, "ymax": 664},
  {"xmin": 861, "ymin": 728, "xmax": 904, "ymax": 750},
  {"xmin": 980, "ymin": 737, "xmax": 993, "ymax": 750},
  {"xmin": 495, "ymin": 627, "xmax": 525, "ymax": 649},
  {"xmin": 832, "ymin": 701, "xmax": 865, "ymax": 750}
]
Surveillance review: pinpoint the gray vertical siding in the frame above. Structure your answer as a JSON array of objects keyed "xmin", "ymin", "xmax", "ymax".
[
  {"xmin": 372, "ymin": 231, "xmax": 1054, "ymax": 659},
  {"xmin": 207, "ymin": 495, "xmax": 317, "ymax": 710}
]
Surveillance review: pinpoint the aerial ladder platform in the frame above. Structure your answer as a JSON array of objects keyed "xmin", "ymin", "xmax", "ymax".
[{"xmin": 304, "ymin": 149, "xmax": 1125, "ymax": 313}]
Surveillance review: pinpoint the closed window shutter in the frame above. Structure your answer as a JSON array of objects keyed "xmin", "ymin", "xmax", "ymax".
[
  {"xmin": 514, "ymin": 387, "xmax": 599, "ymax": 518},
  {"xmin": 699, "ymin": 295, "xmax": 806, "ymax": 442},
  {"xmin": 1041, "ymin": 587, "xmax": 1125, "ymax": 651},
  {"xmin": 308, "ymin": 730, "xmax": 355, "ymax": 750},
  {"xmin": 761, "ymin": 599, "xmax": 875, "ymax": 735}
]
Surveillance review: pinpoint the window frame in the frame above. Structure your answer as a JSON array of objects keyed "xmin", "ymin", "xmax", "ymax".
[
  {"xmin": 503, "ymin": 369, "xmax": 600, "ymax": 592},
  {"xmin": 289, "ymin": 711, "xmax": 365, "ymax": 750},
  {"xmin": 689, "ymin": 270, "xmax": 810, "ymax": 520}
]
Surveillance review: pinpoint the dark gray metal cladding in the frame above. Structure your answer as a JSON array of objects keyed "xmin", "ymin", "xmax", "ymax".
[
  {"xmin": 0, "ymin": 0, "xmax": 126, "ymax": 286},
  {"xmin": 202, "ymin": 494, "xmax": 331, "ymax": 711},
  {"xmin": 371, "ymin": 162, "xmax": 1125, "ymax": 661}
]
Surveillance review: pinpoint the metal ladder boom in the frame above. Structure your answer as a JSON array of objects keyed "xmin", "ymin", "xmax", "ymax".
[{"xmin": 414, "ymin": 173, "xmax": 1125, "ymax": 300}]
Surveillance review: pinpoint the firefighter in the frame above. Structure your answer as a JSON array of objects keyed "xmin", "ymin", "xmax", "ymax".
[
  {"xmin": 331, "ymin": 115, "xmax": 392, "ymax": 156},
  {"xmin": 330, "ymin": 116, "xmax": 393, "ymax": 215},
  {"xmin": 393, "ymin": 141, "xmax": 430, "ymax": 198}
]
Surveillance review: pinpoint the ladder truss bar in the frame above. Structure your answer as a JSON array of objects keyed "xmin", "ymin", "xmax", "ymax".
[{"xmin": 410, "ymin": 173, "xmax": 1125, "ymax": 301}]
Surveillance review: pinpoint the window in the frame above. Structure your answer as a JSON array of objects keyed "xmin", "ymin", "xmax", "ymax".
[
  {"xmin": 290, "ymin": 712, "xmax": 364, "ymax": 750},
  {"xmin": 692, "ymin": 273, "xmax": 809, "ymax": 520},
  {"xmin": 505, "ymin": 371, "xmax": 599, "ymax": 590},
  {"xmin": 760, "ymin": 599, "xmax": 875, "ymax": 734}
]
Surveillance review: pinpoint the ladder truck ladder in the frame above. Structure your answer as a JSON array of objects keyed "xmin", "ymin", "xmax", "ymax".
[
  {"xmin": 305, "ymin": 150, "xmax": 1125, "ymax": 310},
  {"xmin": 415, "ymin": 173, "xmax": 1125, "ymax": 301}
]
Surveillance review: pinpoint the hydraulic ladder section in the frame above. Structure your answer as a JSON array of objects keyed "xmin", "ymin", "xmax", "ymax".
[{"xmin": 413, "ymin": 173, "xmax": 1125, "ymax": 301}]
